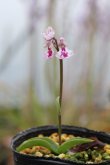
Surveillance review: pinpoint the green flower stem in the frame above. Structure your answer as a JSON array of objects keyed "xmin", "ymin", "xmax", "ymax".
[
  {"xmin": 59, "ymin": 60, "xmax": 63, "ymax": 107},
  {"xmin": 52, "ymin": 38, "xmax": 63, "ymax": 145},
  {"xmin": 59, "ymin": 59, "xmax": 63, "ymax": 145}
]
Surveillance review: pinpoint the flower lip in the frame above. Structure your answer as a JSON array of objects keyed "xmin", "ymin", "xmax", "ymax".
[
  {"xmin": 44, "ymin": 47, "xmax": 54, "ymax": 59},
  {"xmin": 56, "ymin": 47, "xmax": 73, "ymax": 59},
  {"xmin": 43, "ymin": 26, "xmax": 55, "ymax": 41}
]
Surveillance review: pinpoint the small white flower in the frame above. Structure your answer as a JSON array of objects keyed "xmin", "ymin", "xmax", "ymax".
[{"xmin": 43, "ymin": 26, "xmax": 55, "ymax": 41}]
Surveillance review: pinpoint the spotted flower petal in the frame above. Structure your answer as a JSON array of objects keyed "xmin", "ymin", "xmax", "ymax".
[
  {"xmin": 56, "ymin": 47, "xmax": 73, "ymax": 59},
  {"xmin": 44, "ymin": 47, "xmax": 54, "ymax": 59}
]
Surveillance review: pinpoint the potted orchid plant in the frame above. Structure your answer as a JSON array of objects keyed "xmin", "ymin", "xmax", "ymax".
[{"xmin": 11, "ymin": 27, "xmax": 110, "ymax": 165}]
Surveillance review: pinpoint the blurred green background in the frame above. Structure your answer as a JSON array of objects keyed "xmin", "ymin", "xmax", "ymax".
[{"xmin": 0, "ymin": 0, "xmax": 110, "ymax": 164}]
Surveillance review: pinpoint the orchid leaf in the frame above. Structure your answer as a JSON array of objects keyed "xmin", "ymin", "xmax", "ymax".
[
  {"xmin": 39, "ymin": 137, "xmax": 58, "ymax": 153},
  {"xmin": 17, "ymin": 136, "xmax": 93, "ymax": 155},
  {"xmin": 58, "ymin": 137, "xmax": 93, "ymax": 154},
  {"xmin": 16, "ymin": 137, "xmax": 58, "ymax": 154}
]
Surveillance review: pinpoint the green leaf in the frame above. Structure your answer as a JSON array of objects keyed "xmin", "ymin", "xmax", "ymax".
[
  {"xmin": 16, "ymin": 137, "xmax": 59, "ymax": 154},
  {"xmin": 39, "ymin": 137, "xmax": 58, "ymax": 154},
  {"xmin": 58, "ymin": 137, "xmax": 93, "ymax": 154},
  {"xmin": 16, "ymin": 136, "xmax": 93, "ymax": 155}
]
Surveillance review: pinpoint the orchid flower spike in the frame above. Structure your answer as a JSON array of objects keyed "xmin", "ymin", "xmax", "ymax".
[{"xmin": 43, "ymin": 28, "xmax": 73, "ymax": 59}]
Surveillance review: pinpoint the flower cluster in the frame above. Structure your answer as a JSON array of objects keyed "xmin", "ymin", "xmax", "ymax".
[{"xmin": 43, "ymin": 27, "xmax": 73, "ymax": 59}]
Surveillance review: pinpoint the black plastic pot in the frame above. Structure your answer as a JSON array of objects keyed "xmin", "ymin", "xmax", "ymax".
[{"xmin": 11, "ymin": 125, "xmax": 110, "ymax": 165}]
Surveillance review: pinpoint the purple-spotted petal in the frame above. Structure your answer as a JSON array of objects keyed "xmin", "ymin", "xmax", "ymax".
[
  {"xmin": 56, "ymin": 48, "xmax": 73, "ymax": 59},
  {"xmin": 44, "ymin": 47, "xmax": 54, "ymax": 59}
]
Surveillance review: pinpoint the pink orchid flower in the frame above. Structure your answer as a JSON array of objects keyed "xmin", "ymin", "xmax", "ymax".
[
  {"xmin": 56, "ymin": 37, "xmax": 73, "ymax": 59},
  {"xmin": 56, "ymin": 47, "xmax": 73, "ymax": 59},
  {"xmin": 43, "ymin": 26, "xmax": 55, "ymax": 41}
]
